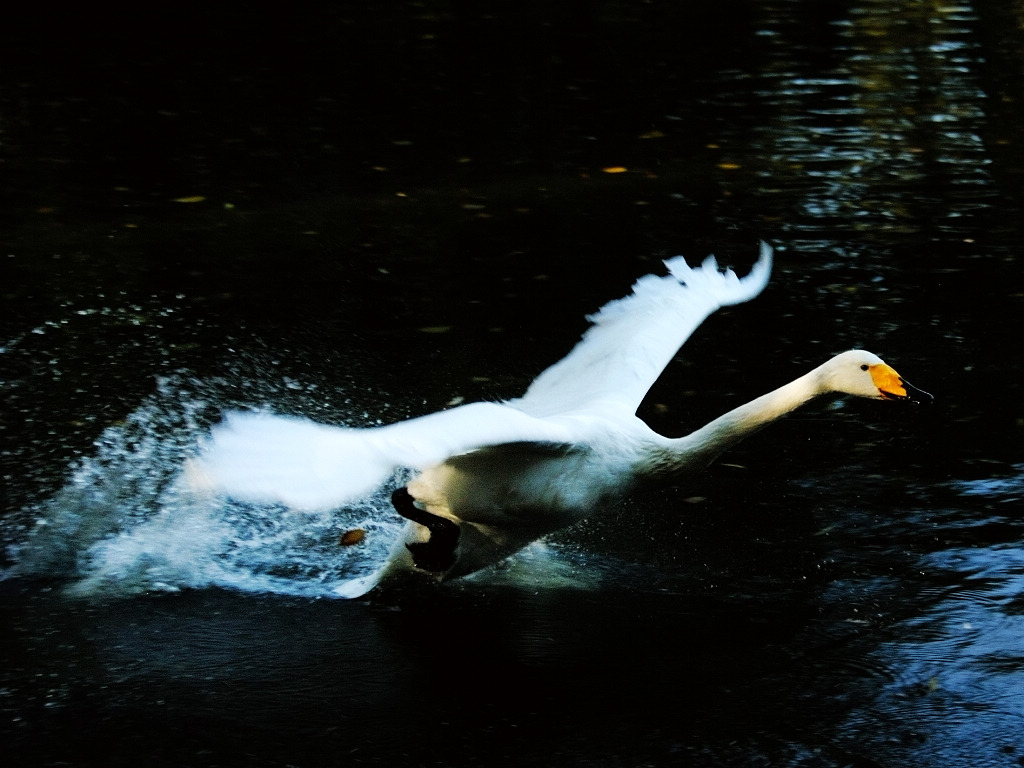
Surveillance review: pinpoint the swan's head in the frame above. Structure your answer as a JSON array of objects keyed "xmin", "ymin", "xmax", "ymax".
[{"xmin": 821, "ymin": 350, "xmax": 933, "ymax": 403}]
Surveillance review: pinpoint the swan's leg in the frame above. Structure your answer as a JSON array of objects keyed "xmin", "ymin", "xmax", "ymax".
[{"xmin": 391, "ymin": 487, "xmax": 459, "ymax": 572}]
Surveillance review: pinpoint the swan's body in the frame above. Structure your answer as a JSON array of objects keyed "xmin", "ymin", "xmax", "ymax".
[{"xmin": 192, "ymin": 241, "xmax": 931, "ymax": 596}]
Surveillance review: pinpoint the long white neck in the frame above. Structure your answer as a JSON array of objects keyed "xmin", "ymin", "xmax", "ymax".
[{"xmin": 644, "ymin": 365, "xmax": 827, "ymax": 481}]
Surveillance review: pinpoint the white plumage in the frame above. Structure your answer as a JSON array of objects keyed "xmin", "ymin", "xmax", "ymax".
[
  {"xmin": 519, "ymin": 243, "xmax": 772, "ymax": 417},
  {"xmin": 189, "ymin": 240, "xmax": 931, "ymax": 597}
]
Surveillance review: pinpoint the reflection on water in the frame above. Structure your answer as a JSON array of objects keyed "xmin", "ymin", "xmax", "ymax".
[
  {"xmin": 746, "ymin": 0, "xmax": 996, "ymax": 244},
  {"xmin": 809, "ymin": 468, "xmax": 1024, "ymax": 765},
  {"xmin": 3, "ymin": 0, "xmax": 1024, "ymax": 766}
]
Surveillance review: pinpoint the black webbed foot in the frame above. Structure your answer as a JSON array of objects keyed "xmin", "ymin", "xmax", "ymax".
[{"xmin": 391, "ymin": 487, "xmax": 459, "ymax": 573}]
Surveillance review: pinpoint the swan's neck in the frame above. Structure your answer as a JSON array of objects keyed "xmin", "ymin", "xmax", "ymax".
[{"xmin": 645, "ymin": 366, "xmax": 826, "ymax": 481}]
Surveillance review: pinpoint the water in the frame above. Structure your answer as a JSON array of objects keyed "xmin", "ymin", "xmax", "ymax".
[
  {"xmin": 3, "ymin": 1, "xmax": 1024, "ymax": 766},
  {"xmin": 7, "ymin": 373, "xmax": 398, "ymax": 598}
]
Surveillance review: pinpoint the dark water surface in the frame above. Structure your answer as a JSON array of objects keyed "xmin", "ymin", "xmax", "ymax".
[{"xmin": 3, "ymin": 2, "xmax": 1024, "ymax": 766}]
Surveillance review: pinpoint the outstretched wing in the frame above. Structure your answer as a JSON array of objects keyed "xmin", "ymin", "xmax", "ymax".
[
  {"xmin": 189, "ymin": 241, "xmax": 771, "ymax": 511},
  {"xmin": 514, "ymin": 241, "xmax": 773, "ymax": 417},
  {"xmin": 188, "ymin": 402, "xmax": 577, "ymax": 512}
]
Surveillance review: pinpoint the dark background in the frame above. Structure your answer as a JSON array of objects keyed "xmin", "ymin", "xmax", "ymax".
[{"xmin": 3, "ymin": 2, "xmax": 1024, "ymax": 766}]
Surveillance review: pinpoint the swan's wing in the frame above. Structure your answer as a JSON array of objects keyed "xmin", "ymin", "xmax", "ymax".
[
  {"xmin": 514, "ymin": 240, "xmax": 773, "ymax": 417},
  {"xmin": 187, "ymin": 402, "xmax": 577, "ymax": 511}
]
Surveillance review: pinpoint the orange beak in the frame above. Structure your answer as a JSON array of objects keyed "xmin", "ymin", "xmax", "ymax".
[{"xmin": 869, "ymin": 364, "xmax": 933, "ymax": 403}]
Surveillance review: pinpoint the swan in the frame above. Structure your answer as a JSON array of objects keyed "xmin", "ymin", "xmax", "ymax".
[{"xmin": 190, "ymin": 241, "xmax": 931, "ymax": 596}]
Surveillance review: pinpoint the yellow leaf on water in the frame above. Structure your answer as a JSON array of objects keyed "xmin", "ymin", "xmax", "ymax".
[
  {"xmin": 339, "ymin": 529, "xmax": 366, "ymax": 547},
  {"xmin": 172, "ymin": 195, "xmax": 206, "ymax": 203}
]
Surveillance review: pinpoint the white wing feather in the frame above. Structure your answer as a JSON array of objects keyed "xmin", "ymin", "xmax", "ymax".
[
  {"xmin": 190, "ymin": 241, "xmax": 771, "ymax": 511},
  {"xmin": 514, "ymin": 241, "xmax": 772, "ymax": 416},
  {"xmin": 189, "ymin": 402, "xmax": 576, "ymax": 511}
]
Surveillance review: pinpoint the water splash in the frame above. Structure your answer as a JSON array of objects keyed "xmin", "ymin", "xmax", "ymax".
[
  {"xmin": 5, "ymin": 375, "xmax": 404, "ymax": 599},
  {"xmin": 4, "ymin": 373, "xmax": 607, "ymax": 600}
]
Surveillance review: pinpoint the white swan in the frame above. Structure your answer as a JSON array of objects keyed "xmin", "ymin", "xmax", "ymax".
[{"xmin": 190, "ymin": 241, "xmax": 931, "ymax": 596}]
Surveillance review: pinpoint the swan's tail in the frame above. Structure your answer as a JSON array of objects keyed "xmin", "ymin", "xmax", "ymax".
[{"xmin": 186, "ymin": 412, "xmax": 395, "ymax": 512}]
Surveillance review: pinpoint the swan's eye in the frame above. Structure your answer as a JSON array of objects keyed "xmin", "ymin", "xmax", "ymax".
[{"xmin": 860, "ymin": 364, "xmax": 869, "ymax": 371}]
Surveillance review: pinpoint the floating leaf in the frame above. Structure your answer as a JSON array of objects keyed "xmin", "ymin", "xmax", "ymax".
[
  {"xmin": 172, "ymin": 195, "xmax": 206, "ymax": 203},
  {"xmin": 339, "ymin": 529, "xmax": 366, "ymax": 547}
]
